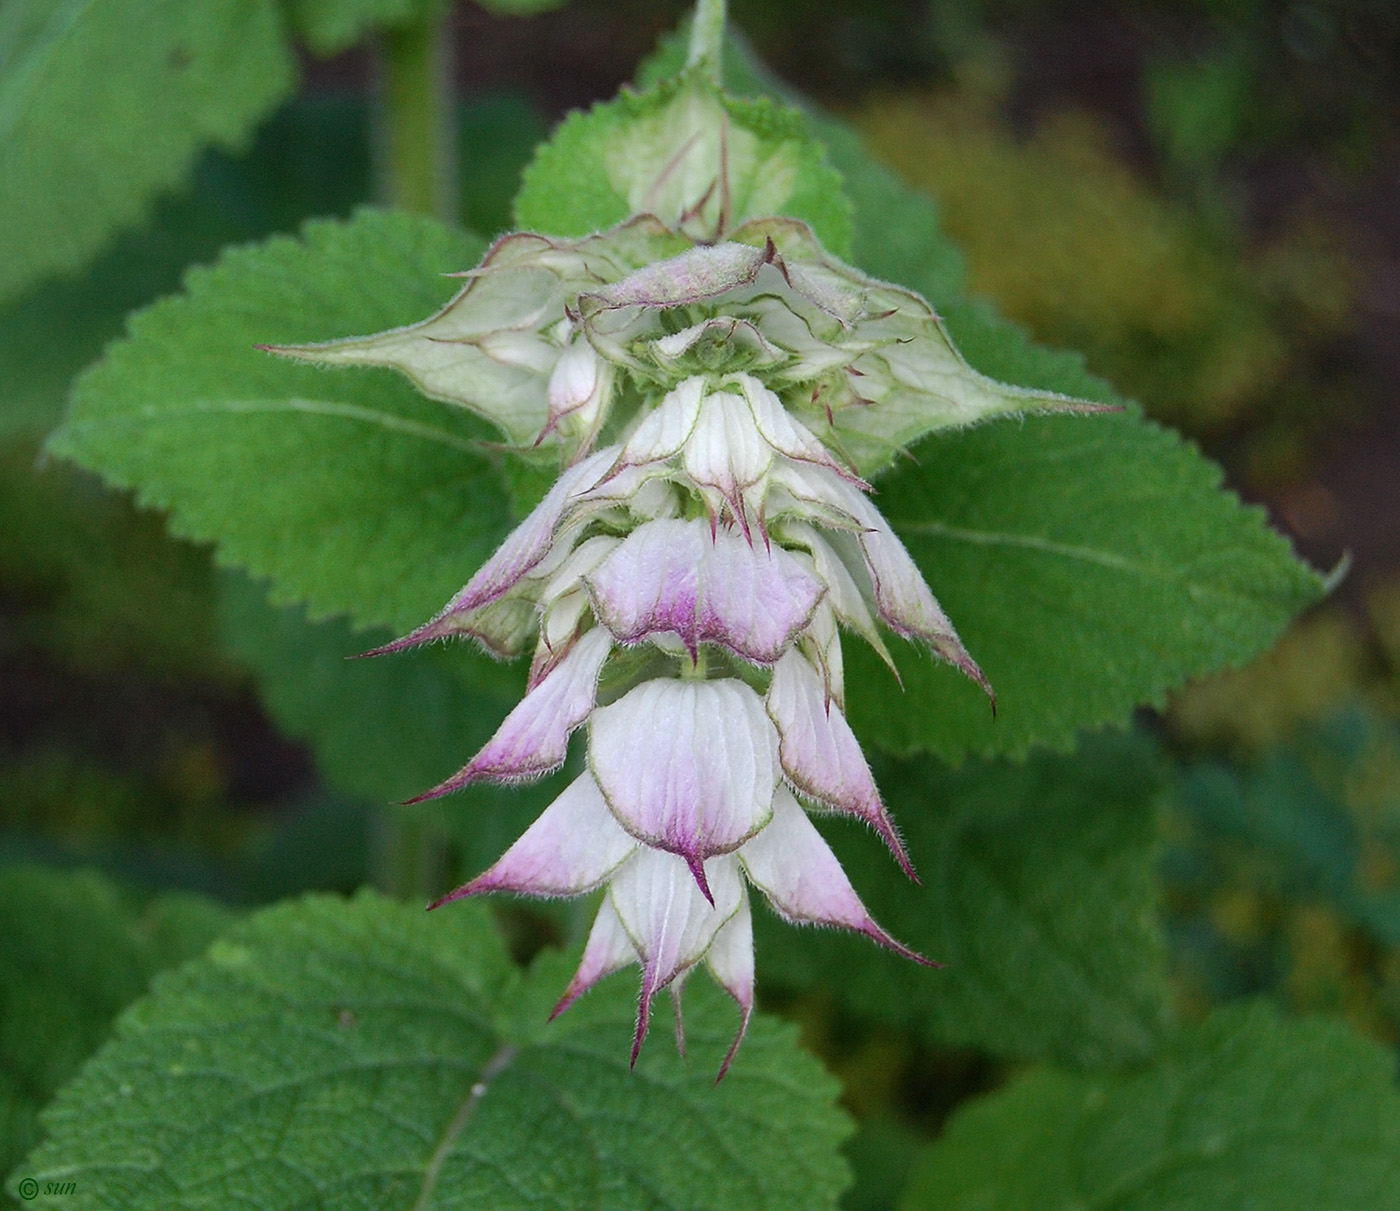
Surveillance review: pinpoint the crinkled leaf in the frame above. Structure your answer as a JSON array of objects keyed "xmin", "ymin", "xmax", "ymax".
[
  {"xmin": 15, "ymin": 892, "xmax": 853, "ymax": 1210},
  {"xmin": 0, "ymin": 866, "xmax": 232, "ymax": 1189},
  {"xmin": 756, "ymin": 733, "xmax": 1170, "ymax": 1067},
  {"xmin": 0, "ymin": 0, "xmax": 295, "ymax": 306},
  {"xmin": 844, "ymin": 306, "xmax": 1325, "ymax": 761},
  {"xmin": 902, "ymin": 1002, "xmax": 1400, "ymax": 1210},
  {"xmin": 47, "ymin": 209, "xmax": 513, "ymax": 636},
  {"xmin": 514, "ymin": 68, "xmax": 852, "ymax": 255}
]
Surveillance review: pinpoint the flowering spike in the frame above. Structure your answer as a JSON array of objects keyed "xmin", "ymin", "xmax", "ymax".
[{"xmin": 308, "ymin": 195, "xmax": 1117, "ymax": 1071}]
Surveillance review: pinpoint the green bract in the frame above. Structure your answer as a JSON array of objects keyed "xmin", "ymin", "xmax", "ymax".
[
  {"xmin": 270, "ymin": 213, "xmax": 1103, "ymax": 476},
  {"xmin": 515, "ymin": 66, "xmax": 853, "ymax": 254}
]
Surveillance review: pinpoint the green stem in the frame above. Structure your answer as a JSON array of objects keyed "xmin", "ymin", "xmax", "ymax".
[
  {"xmin": 687, "ymin": 0, "xmax": 727, "ymax": 84},
  {"xmin": 375, "ymin": 5, "xmax": 458, "ymax": 222},
  {"xmin": 371, "ymin": 9, "xmax": 456, "ymax": 900},
  {"xmin": 373, "ymin": 807, "xmax": 446, "ymax": 904}
]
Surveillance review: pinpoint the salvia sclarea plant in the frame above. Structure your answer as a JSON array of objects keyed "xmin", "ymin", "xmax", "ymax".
[
  {"xmin": 10, "ymin": 1, "xmax": 1398, "ymax": 1209},
  {"xmin": 266, "ymin": 181, "xmax": 1112, "ymax": 1070}
]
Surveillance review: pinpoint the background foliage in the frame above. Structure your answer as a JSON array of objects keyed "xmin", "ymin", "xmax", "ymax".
[{"xmin": 2, "ymin": 0, "xmax": 1397, "ymax": 1208}]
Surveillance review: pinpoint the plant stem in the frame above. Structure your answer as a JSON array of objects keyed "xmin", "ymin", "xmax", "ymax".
[
  {"xmin": 375, "ymin": 4, "xmax": 458, "ymax": 222},
  {"xmin": 370, "ymin": 6, "xmax": 457, "ymax": 901},
  {"xmin": 687, "ymin": 0, "xmax": 727, "ymax": 84},
  {"xmin": 374, "ymin": 807, "xmax": 444, "ymax": 904}
]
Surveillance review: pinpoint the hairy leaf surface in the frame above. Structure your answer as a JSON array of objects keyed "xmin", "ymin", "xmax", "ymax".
[
  {"xmin": 48, "ymin": 210, "xmax": 512, "ymax": 636},
  {"xmin": 15, "ymin": 893, "xmax": 853, "ymax": 1210}
]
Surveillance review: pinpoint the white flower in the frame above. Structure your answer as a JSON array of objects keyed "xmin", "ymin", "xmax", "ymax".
[
  {"xmin": 382, "ymin": 373, "xmax": 972, "ymax": 1073},
  {"xmin": 272, "ymin": 212, "xmax": 1109, "ymax": 1073}
]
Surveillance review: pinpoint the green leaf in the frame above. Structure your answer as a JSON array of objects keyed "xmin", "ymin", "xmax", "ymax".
[
  {"xmin": 0, "ymin": 866, "xmax": 232, "ymax": 1191},
  {"xmin": 286, "ymin": 0, "xmax": 430, "ymax": 55},
  {"xmin": 217, "ymin": 572, "xmax": 564, "ymax": 883},
  {"xmin": 901, "ymin": 1002, "xmax": 1400, "ymax": 1210},
  {"xmin": 15, "ymin": 892, "xmax": 853, "ymax": 1210},
  {"xmin": 514, "ymin": 69, "xmax": 852, "ymax": 255},
  {"xmin": 48, "ymin": 209, "xmax": 513, "ymax": 636},
  {"xmin": 0, "ymin": 0, "xmax": 296, "ymax": 306},
  {"xmin": 755, "ymin": 732, "xmax": 1170, "ymax": 1067},
  {"xmin": 844, "ymin": 311, "xmax": 1324, "ymax": 761},
  {"xmin": 1176, "ymin": 710, "xmax": 1400, "ymax": 946}
]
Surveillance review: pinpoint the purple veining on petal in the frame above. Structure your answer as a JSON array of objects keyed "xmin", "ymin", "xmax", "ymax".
[
  {"xmin": 765, "ymin": 649, "xmax": 917, "ymax": 880},
  {"xmin": 590, "ymin": 679, "xmax": 780, "ymax": 896},
  {"xmin": 405, "ymin": 626, "xmax": 612, "ymax": 803},
  {"xmin": 741, "ymin": 786, "xmax": 938, "ymax": 967},
  {"xmin": 430, "ymin": 773, "xmax": 637, "ymax": 906},
  {"xmin": 585, "ymin": 519, "xmax": 824, "ymax": 663},
  {"xmin": 363, "ymin": 446, "xmax": 618, "ymax": 657}
]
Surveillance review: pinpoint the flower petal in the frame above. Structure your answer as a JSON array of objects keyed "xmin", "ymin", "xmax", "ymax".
[
  {"xmin": 780, "ymin": 521, "xmax": 894, "ymax": 676},
  {"xmin": 731, "ymin": 374, "xmax": 867, "ymax": 485},
  {"xmin": 612, "ymin": 377, "xmax": 705, "ymax": 470},
  {"xmin": 607, "ymin": 848, "xmax": 744, "ymax": 1065},
  {"xmin": 432, "ymin": 773, "xmax": 637, "ymax": 905},
  {"xmin": 704, "ymin": 893, "xmax": 755, "ymax": 1080},
  {"xmin": 765, "ymin": 649, "xmax": 915, "ymax": 879},
  {"xmin": 407, "ymin": 626, "xmax": 612, "ymax": 801},
  {"xmin": 741, "ymin": 786, "xmax": 935, "ymax": 965},
  {"xmin": 366, "ymin": 446, "xmax": 618, "ymax": 655},
  {"xmin": 590, "ymin": 678, "xmax": 780, "ymax": 898},
  {"xmin": 550, "ymin": 894, "xmax": 636, "ymax": 1021},
  {"xmin": 682, "ymin": 389, "xmax": 774, "ymax": 513},
  {"xmin": 777, "ymin": 464, "xmax": 992, "ymax": 701},
  {"xmin": 586, "ymin": 518, "xmax": 824, "ymax": 663}
]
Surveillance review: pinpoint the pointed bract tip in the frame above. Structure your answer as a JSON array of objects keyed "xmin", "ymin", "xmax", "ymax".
[
  {"xmin": 684, "ymin": 850, "xmax": 715, "ymax": 906},
  {"xmin": 549, "ymin": 978, "xmax": 588, "ymax": 1023},
  {"xmin": 715, "ymin": 1003, "xmax": 753, "ymax": 1083},
  {"xmin": 426, "ymin": 881, "xmax": 481, "ymax": 912},
  {"xmin": 865, "ymin": 917, "xmax": 942, "ymax": 968},
  {"xmin": 401, "ymin": 763, "xmax": 481, "ymax": 805},
  {"xmin": 873, "ymin": 817, "xmax": 919, "ymax": 884},
  {"xmin": 630, "ymin": 989, "xmax": 655, "ymax": 1069}
]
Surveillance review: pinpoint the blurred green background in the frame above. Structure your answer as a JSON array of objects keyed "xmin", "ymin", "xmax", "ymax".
[{"xmin": 2, "ymin": 0, "xmax": 1397, "ymax": 1202}]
